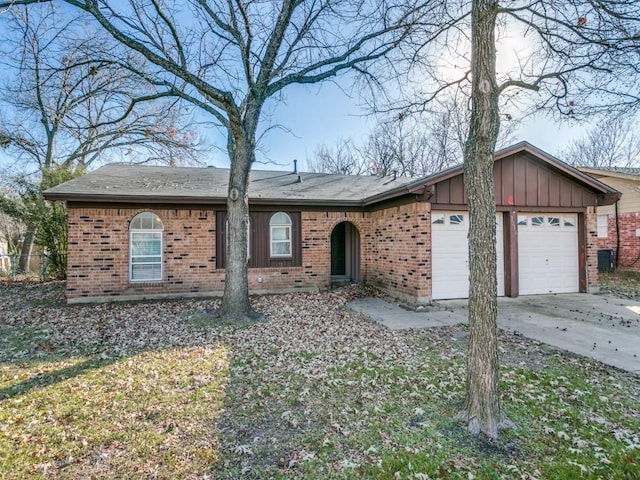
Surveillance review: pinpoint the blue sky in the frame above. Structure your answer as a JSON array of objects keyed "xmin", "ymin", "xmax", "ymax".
[
  {"xmin": 0, "ymin": 78, "xmax": 584, "ymax": 176},
  {"xmin": 232, "ymin": 82, "xmax": 586, "ymax": 172}
]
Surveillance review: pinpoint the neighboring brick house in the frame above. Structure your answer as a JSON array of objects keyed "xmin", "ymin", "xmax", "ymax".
[
  {"xmin": 44, "ymin": 142, "xmax": 619, "ymax": 304},
  {"xmin": 578, "ymin": 167, "xmax": 640, "ymax": 270}
]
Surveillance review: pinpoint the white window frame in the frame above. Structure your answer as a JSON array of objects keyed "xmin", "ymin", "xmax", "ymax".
[
  {"xmin": 432, "ymin": 213, "xmax": 445, "ymax": 225},
  {"xmin": 129, "ymin": 212, "xmax": 163, "ymax": 282},
  {"xmin": 270, "ymin": 212, "xmax": 292, "ymax": 258},
  {"xmin": 597, "ymin": 215, "xmax": 608, "ymax": 238}
]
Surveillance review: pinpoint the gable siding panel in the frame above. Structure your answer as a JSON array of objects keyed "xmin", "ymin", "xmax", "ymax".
[
  {"xmin": 497, "ymin": 156, "xmax": 516, "ymax": 206},
  {"xmin": 513, "ymin": 157, "xmax": 527, "ymax": 205},
  {"xmin": 525, "ymin": 160, "xmax": 538, "ymax": 205},
  {"xmin": 548, "ymin": 174, "xmax": 560, "ymax": 205},
  {"xmin": 538, "ymin": 168, "xmax": 549, "ymax": 207},
  {"xmin": 493, "ymin": 159, "xmax": 503, "ymax": 204},
  {"xmin": 435, "ymin": 179, "xmax": 450, "ymax": 205},
  {"xmin": 434, "ymin": 153, "xmax": 599, "ymax": 210},
  {"xmin": 450, "ymin": 175, "xmax": 465, "ymax": 204}
]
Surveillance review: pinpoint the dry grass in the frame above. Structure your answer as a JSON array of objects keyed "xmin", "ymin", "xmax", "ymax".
[
  {"xmin": 599, "ymin": 269, "xmax": 640, "ymax": 300},
  {"xmin": 1, "ymin": 280, "xmax": 639, "ymax": 479}
]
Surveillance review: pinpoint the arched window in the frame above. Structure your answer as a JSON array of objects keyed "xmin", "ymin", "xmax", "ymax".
[
  {"xmin": 129, "ymin": 212, "xmax": 163, "ymax": 281},
  {"xmin": 270, "ymin": 212, "xmax": 292, "ymax": 257}
]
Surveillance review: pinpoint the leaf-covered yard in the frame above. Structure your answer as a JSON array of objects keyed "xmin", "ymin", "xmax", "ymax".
[{"xmin": 1, "ymin": 281, "xmax": 638, "ymax": 479}]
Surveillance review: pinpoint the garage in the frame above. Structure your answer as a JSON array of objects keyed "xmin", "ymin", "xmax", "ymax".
[
  {"xmin": 517, "ymin": 213, "xmax": 579, "ymax": 294},
  {"xmin": 431, "ymin": 211, "xmax": 505, "ymax": 300}
]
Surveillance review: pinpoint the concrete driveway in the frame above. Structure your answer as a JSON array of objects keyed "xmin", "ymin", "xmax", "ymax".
[{"xmin": 348, "ymin": 293, "xmax": 640, "ymax": 373}]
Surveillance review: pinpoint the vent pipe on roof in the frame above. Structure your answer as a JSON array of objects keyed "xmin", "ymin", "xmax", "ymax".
[
  {"xmin": 293, "ymin": 159, "xmax": 298, "ymax": 174},
  {"xmin": 297, "ymin": 174, "xmax": 302, "ymax": 183},
  {"xmin": 393, "ymin": 170, "xmax": 397, "ymax": 180}
]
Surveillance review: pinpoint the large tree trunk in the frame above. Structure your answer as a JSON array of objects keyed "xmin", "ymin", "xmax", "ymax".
[
  {"xmin": 456, "ymin": 0, "xmax": 512, "ymax": 439},
  {"xmin": 18, "ymin": 230, "xmax": 35, "ymax": 273},
  {"xmin": 219, "ymin": 126, "xmax": 255, "ymax": 321}
]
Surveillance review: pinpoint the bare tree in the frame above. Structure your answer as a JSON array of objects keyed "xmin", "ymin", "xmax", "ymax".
[
  {"xmin": 308, "ymin": 92, "xmax": 517, "ymax": 177},
  {"xmin": 454, "ymin": 0, "xmax": 640, "ymax": 439},
  {"xmin": 0, "ymin": 5, "xmax": 200, "ymax": 173},
  {"xmin": 372, "ymin": 0, "xmax": 640, "ymax": 438},
  {"xmin": 0, "ymin": 0, "xmax": 446, "ymax": 321},
  {"xmin": 561, "ymin": 116, "xmax": 640, "ymax": 168},
  {"xmin": 0, "ymin": 5, "xmax": 201, "ymax": 270},
  {"xmin": 0, "ymin": 211, "xmax": 25, "ymax": 255},
  {"xmin": 306, "ymin": 139, "xmax": 367, "ymax": 175}
]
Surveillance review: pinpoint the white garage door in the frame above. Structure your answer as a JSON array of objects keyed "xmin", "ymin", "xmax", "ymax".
[
  {"xmin": 431, "ymin": 211, "xmax": 505, "ymax": 300},
  {"xmin": 518, "ymin": 214, "xmax": 579, "ymax": 295}
]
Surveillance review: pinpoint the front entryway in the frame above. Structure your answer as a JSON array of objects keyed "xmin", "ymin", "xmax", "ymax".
[{"xmin": 331, "ymin": 221, "xmax": 360, "ymax": 284}]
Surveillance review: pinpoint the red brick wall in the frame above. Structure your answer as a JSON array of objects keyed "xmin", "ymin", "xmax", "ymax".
[
  {"xmin": 66, "ymin": 207, "xmax": 377, "ymax": 302},
  {"xmin": 367, "ymin": 203, "xmax": 431, "ymax": 302},
  {"xmin": 67, "ymin": 207, "xmax": 221, "ymax": 301},
  {"xmin": 598, "ymin": 212, "xmax": 640, "ymax": 270},
  {"xmin": 585, "ymin": 208, "xmax": 599, "ymax": 290},
  {"xmin": 65, "ymin": 203, "xmax": 591, "ymax": 303}
]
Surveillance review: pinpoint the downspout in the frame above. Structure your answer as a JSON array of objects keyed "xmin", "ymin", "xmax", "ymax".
[{"xmin": 615, "ymin": 200, "xmax": 620, "ymax": 269}]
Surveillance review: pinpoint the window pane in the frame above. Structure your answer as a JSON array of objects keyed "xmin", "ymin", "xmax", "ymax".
[
  {"xmin": 432, "ymin": 213, "xmax": 445, "ymax": 224},
  {"xmin": 597, "ymin": 215, "xmax": 607, "ymax": 237},
  {"xmin": 531, "ymin": 216, "xmax": 544, "ymax": 227},
  {"xmin": 132, "ymin": 233, "xmax": 161, "ymax": 255},
  {"xmin": 270, "ymin": 212, "xmax": 292, "ymax": 257},
  {"xmin": 131, "ymin": 212, "xmax": 163, "ymax": 230},
  {"xmin": 548, "ymin": 216, "xmax": 560, "ymax": 227},
  {"xmin": 132, "ymin": 255, "xmax": 161, "ymax": 264},
  {"xmin": 271, "ymin": 212, "xmax": 291, "ymax": 226},
  {"xmin": 131, "ymin": 263, "xmax": 161, "ymax": 281},
  {"xmin": 449, "ymin": 214, "xmax": 464, "ymax": 225},
  {"xmin": 272, "ymin": 241, "xmax": 291, "ymax": 255},
  {"xmin": 272, "ymin": 227, "xmax": 290, "ymax": 241},
  {"xmin": 130, "ymin": 213, "xmax": 163, "ymax": 282},
  {"xmin": 517, "ymin": 215, "xmax": 527, "ymax": 226},
  {"xmin": 564, "ymin": 217, "xmax": 576, "ymax": 228}
]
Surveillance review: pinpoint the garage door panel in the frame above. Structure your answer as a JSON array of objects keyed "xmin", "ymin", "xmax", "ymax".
[
  {"xmin": 432, "ymin": 211, "xmax": 504, "ymax": 300},
  {"xmin": 518, "ymin": 214, "xmax": 578, "ymax": 295}
]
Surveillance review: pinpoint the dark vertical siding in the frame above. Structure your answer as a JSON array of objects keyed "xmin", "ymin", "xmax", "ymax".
[
  {"xmin": 216, "ymin": 210, "xmax": 301, "ymax": 269},
  {"xmin": 525, "ymin": 159, "xmax": 538, "ymax": 205},
  {"xmin": 449, "ymin": 175, "xmax": 465, "ymax": 204},
  {"xmin": 538, "ymin": 168, "xmax": 549, "ymax": 207},
  {"xmin": 433, "ymin": 152, "xmax": 598, "ymax": 209},
  {"xmin": 548, "ymin": 174, "xmax": 560, "ymax": 205}
]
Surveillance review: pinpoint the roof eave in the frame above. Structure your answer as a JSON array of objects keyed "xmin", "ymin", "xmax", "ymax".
[
  {"xmin": 363, "ymin": 181, "xmax": 426, "ymax": 205},
  {"xmin": 600, "ymin": 191, "xmax": 622, "ymax": 206},
  {"xmin": 578, "ymin": 167, "xmax": 640, "ymax": 181},
  {"xmin": 44, "ymin": 192, "xmax": 368, "ymax": 208}
]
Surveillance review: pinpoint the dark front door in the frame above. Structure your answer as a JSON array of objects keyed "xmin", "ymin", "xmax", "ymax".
[
  {"xmin": 331, "ymin": 222, "xmax": 346, "ymax": 275},
  {"xmin": 331, "ymin": 221, "xmax": 360, "ymax": 282}
]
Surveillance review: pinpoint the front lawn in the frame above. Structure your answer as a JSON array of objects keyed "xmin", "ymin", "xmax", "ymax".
[
  {"xmin": 600, "ymin": 269, "xmax": 640, "ymax": 300},
  {"xmin": 1, "ymin": 281, "xmax": 638, "ymax": 479}
]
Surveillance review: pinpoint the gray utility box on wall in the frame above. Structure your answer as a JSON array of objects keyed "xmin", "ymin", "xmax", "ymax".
[{"xmin": 597, "ymin": 249, "xmax": 615, "ymax": 272}]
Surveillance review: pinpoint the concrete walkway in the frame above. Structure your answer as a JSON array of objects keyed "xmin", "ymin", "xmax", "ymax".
[{"xmin": 348, "ymin": 293, "xmax": 640, "ymax": 374}]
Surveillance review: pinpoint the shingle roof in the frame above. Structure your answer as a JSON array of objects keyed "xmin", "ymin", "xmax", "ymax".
[
  {"xmin": 43, "ymin": 142, "xmax": 622, "ymax": 207},
  {"xmin": 43, "ymin": 163, "xmax": 419, "ymax": 206},
  {"xmin": 580, "ymin": 166, "xmax": 640, "ymax": 176}
]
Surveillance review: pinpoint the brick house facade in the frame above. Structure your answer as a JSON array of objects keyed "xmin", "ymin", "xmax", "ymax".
[
  {"xmin": 46, "ymin": 142, "xmax": 619, "ymax": 304},
  {"xmin": 579, "ymin": 167, "xmax": 640, "ymax": 271}
]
